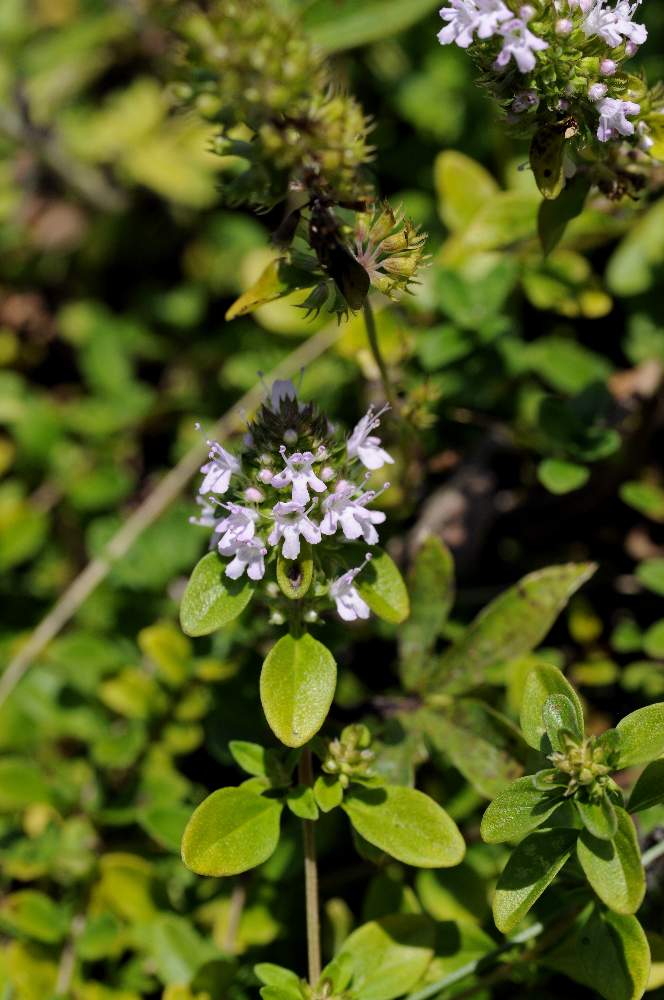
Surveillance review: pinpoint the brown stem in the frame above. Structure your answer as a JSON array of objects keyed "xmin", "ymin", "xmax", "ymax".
[{"xmin": 299, "ymin": 746, "xmax": 321, "ymax": 986}]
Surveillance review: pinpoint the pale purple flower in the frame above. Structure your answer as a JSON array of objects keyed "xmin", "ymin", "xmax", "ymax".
[
  {"xmin": 189, "ymin": 496, "xmax": 218, "ymax": 529},
  {"xmin": 271, "ymin": 446, "xmax": 328, "ymax": 505},
  {"xmin": 269, "ymin": 379, "xmax": 299, "ymax": 411},
  {"xmin": 216, "ymin": 503, "xmax": 260, "ymax": 551},
  {"xmin": 555, "ymin": 17, "xmax": 573, "ymax": 34},
  {"xmin": 268, "ymin": 501, "xmax": 321, "ymax": 559},
  {"xmin": 320, "ymin": 481, "xmax": 387, "ymax": 545},
  {"xmin": 347, "ymin": 405, "xmax": 394, "ymax": 471},
  {"xmin": 588, "ymin": 82, "xmax": 608, "ymax": 101},
  {"xmin": 582, "ymin": 0, "xmax": 646, "ymax": 48},
  {"xmin": 225, "ymin": 539, "xmax": 267, "ymax": 581},
  {"xmin": 596, "ymin": 96, "xmax": 640, "ymax": 141},
  {"xmin": 495, "ymin": 18, "xmax": 548, "ymax": 73},
  {"xmin": 438, "ymin": 0, "xmax": 512, "ymax": 48},
  {"xmin": 330, "ymin": 556, "xmax": 373, "ymax": 622},
  {"xmin": 199, "ymin": 442, "xmax": 241, "ymax": 496}
]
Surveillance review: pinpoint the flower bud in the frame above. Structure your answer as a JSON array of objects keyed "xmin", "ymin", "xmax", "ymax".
[
  {"xmin": 600, "ymin": 58, "xmax": 617, "ymax": 76},
  {"xmin": 588, "ymin": 83, "xmax": 608, "ymax": 102},
  {"xmin": 244, "ymin": 486, "xmax": 264, "ymax": 503},
  {"xmin": 555, "ymin": 18, "xmax": 573, "ymax": 35}
]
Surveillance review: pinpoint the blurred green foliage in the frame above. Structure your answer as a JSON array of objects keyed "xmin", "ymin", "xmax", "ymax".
[{"xmin": 1, "ymin": 1, "xmax": 664, "ymax": 998}]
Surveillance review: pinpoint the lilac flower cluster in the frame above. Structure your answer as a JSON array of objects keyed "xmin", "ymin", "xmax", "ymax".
[
  {"xmin": 437, "ymin": 0, "xmax": 654, "ymax": 152},
  {"xmin": 192, "ymin": 380, "xmax": 394, "ymax": 623}
]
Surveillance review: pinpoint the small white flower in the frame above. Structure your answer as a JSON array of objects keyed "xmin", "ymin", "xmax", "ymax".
[
  {"xmin": 495, "ymin": 17, "xmax": 548, "ymax": 74},
  {"xmin": 216, "ymin": 503, "xmax": 260, "ymax": 551},
  {"xmin": 438, "ymin": 0, "xmax": 512, "ymax": 48},
  {"xmin": 320, "ymin": 481, "xmax": 387, "ymax": 545},
  {"xmin": 330, "ymin": 556, "xmax": 373, "ymax": 622},
  {"xmin": 347, "ymin": 405, "xmax": 394, "ymax": 471},
  {"xmin": 268, "ymin": 501, "xmax": 322, "ymax": 559},
  {"xmin": 271, "ymin": 446, "xmax": 328, "ymax": 505},
  {"xmin": 199, "ymin": 442, "xmax": 241, "ymax": 496},
  {"xmin": 596, "ymin": 96, "xmax": 640, "ymax": 141},
  {"xmin": 189, "ymin": 496, "xmax": 218, "ymax": 529},
  {"xmin": 225, "ymin": 539, "xmax": 267, "ymax": 581},
  {"xmin": 582, "ymin": 0, "xmax": 646, "ymax": 48}
]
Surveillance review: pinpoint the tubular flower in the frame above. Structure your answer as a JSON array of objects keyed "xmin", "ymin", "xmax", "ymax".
[{"xmin": 191, "ymin": 380, "xmax": 394, "ymax": 622}]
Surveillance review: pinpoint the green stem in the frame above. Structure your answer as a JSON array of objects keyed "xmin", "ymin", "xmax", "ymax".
[
  {"xmin": 363, "ymin": 299, "xmax": 397, "ymax": 409},
  {"xmin": 642, "ymin": 839, "xmax": 664, "ymax": 868},
  {"xmin": 405, "ymin": 922, "xmax": 545, "ymax": 1000},
  {"xmin": 299, "ymin": 746, "xmax": 321, "ymax": 986}
]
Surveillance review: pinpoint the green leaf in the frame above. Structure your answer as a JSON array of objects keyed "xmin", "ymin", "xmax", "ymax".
[
  {"xmin": 225, "ymin": 259, "xmax": 315, "ymax": 320},
  {"xmin": 180, "ymin": 551, "xmax": 254, "ymax": 637},
  {"xmin": 440, "ymin": 192, "xmax": 540, "ymax": 266},
  {"xmin": 418, "ymin": 701, "xmax": 529, "ymax": 799},
  {"xmin": 636, "ymin": 559, "xmax": 664, "ymax": 596},
  {"xmin": 255, "ymin": 963, "xmax": 303, "ymax": 992},
  {"xmin": 577, "ymin": 808, "xmax": 645, "ymax": 914},
  {"xmin": 139, "ymin": 804, "xmax": 192, "ymax": 852},
  {"xmin": 229, "ymin": 741, "xmax": 268, "ymax": 777},
  {"xmin": 336, "ymin": 914, "xmax": 435, "ymax": 1000},
  {"xmin": 480, "ymin": 777, "xmax": 565, "ymax": 844},
  {"xmin": 356, "ymin": 548, "xmax": 410, "ymax": 625},
  {"xmin": 399, "ymin": 536, "xmax": 455, "ymax": 691},
  {"xmin": 302, "ymin": 0, "xmax": 441, "ymax": 53},
  {"xmin": 286, "ymin": 785, "xmax": 319, "ymax": 821},
  {"xmin": 543, "ymin": 906, "xmax": 651, "ymax": 1000},
  {"xmin": 135, "ymin": 914, "xmax": 222, "ymax": 986},
  {"xmin": 0, "ymin": 758, "xmax": 52, "ymax": 811},
  {"xmin": 260, "ymin": 633, "xmax": 337, "ymax": 748},
  {"xmin": 520, "ymin": 663, "xmax": 584, "ymax": 752},
  {"xmin": 314, "ymin": 774, "xmax": 344, "ymax": 813},
  {"xmin": 538, "ymin": 174, "xmax": 591, "ymax": 255},
  {"xmin": 434, "ymin": 151, "xmax": 499, "ymax": 232},
  {"xmin": 537, "ymin": 459, "xmax": 590, "ymax": 495},
  {"xmin": 542, "ymin": 693, "xmax": 584, "ymax": 751},
  {"xmin": 615, "ymin": 703, "xmax": 664, "ymax": 768},
  {"xmin": 628, "ymin": 759, "xmax": 664, "ymax": 813},
  {"xmin": 343, "ymin": 785, "xmax": 465, "ymax": 868},
  {"xmin": 620, "ymin": 481, "xmax": 664, "ymax": 523},
  {"xmin": 181, "ymin": 787, "xmax": 282, "ymax": 877},
  {"xmin": 575, "ymin": 795, "xmax": 618, "ymax": 841},
  {"xmin": 643, "ymin": 621, "xmax": 664, "ymax": 659},
  {"xmin": 492, "ymin": 828, "xmax": 577, "ymax": 933},
  {"xmin": 0, "ymin": 891, "xmax": 70, "ymax": 944},
  {"xmin": 432, "ymin": 563, "xmax": 595, "ymax": 695},
  {"xmin": 276, "ymin": 544, "xmax": 313, "ymax": 600}
]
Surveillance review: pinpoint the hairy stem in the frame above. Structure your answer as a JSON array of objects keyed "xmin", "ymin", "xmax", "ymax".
[
  {"xmin": 299, "ymin": 746, "xmax": 321, "ymax": 986},
  {"xmin": 363, "ymin": 298, "xmax": 397, "ymax": 409},
  {"xmin": 642, "ymin": 839, "xmax": 664, "ymax": 868},
  {"xmin": 223, "ymin": 879, "xmax": 247, "ymax": 955}
]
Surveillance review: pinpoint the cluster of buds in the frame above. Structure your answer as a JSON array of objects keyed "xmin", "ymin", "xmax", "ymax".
[
  {"xmin": 322, "ymin": 724, "xmax": 376, "ymax": 788},
  {"xmin": 352, "ymin": 203, "xmax": 429, "ymax": 301},
  {"xmin": 438, "ymin": 0, "xmax": 663, "ymax": 197},
  {"xmin": 192, "ymin": 379, "xmax": 394, "ymax": 623},
  {"xmin": 548, "ymin": 732, "xmax": 613, "ymax": 796},
  {"xmin": 174, "ymin": 0, "xmax": 373, "ymax": 208}
]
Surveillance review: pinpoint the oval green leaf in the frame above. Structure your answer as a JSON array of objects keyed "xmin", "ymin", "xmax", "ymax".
[
  {"xmin": 336, "ymin": 914, "xmax": 435, "ymax": 1000},
  {"xmin": 480, "ymin": 776, "xmax": 565, "ymax": 844},
  {"xmin": 260, "ymin": 633, "xmax": 337, "ymax": 748},
  {"xmin": 342, "ymin": 785, "xmax": 465, "ymax": 868},
  {"xmin": 616, "ymin": 703, "xmax": 664, "ymax": 768},
  {"xmin": 628, "ymin": 759, "xmax": 664, "ymax": 814},
  {"xmin": 493, "ymin": 828, "xmax": 577, "ymax": 933},
  {"xmin": 576, "ymin": 807, "xmax": 645, "ymax": 915},
  {"xmin": 181, "ymin": 787, "xmax": 282, "ymax": 876},
  {"xmin": 542, "ymin": 693, "xmax": 584, "ymax": 751},
  {"xmin": 520, "ymin": 663, "xmax": 585, "ymax": 752},
  {"xmin": 180, "ymin": 551, "xmax": 254, "ymax": 637},
  {"xmin": 355, "ymin": 548, "xmax": 410, "ymax": 625},
  {"xmin": 434, "ymin": 563, "xmax": 596, "ymax": 696}
]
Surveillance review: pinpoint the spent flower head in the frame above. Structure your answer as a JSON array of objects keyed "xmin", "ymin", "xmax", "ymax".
[{"xmin": 191, "ymin": 379, "xmax": 393, "ymax": 622}]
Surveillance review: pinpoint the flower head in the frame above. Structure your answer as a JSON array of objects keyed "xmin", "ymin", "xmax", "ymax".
[
  {"xmin": 495, "ymin": 17, "xmax": 549, "ymax": 74},
  {"xmin": 438, "ymin": 0, "xmax": 512, "ymax": 48}
]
